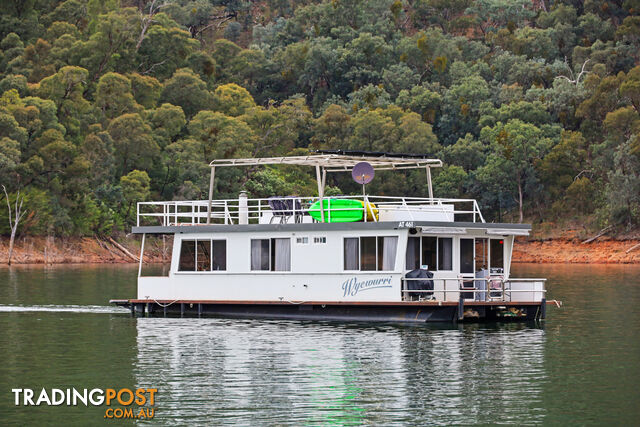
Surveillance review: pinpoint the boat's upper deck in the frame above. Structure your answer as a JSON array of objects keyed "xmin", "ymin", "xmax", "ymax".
[
  {"xmin": 134, "ymin": 196, "xmax": 531, "ymax": 236},
  {"xmin": 134, "ymin": 152, "xmax": 529, "ymax": 235},
  {"xmin": 137, "ymin": 196, "xmax": 485, "ymax": 225}
]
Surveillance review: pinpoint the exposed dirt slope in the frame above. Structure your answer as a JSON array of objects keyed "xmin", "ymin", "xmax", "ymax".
[
  {"xmin": 0, "ymin": 236, "xmax": 171, "ymax": 264},
  {"xmin": 2, "ymin": 236, "xmax": 639, "ymax": 265},
  {"xmin": 512, "ymin": 238, "xmax": 640, "ymax": 264}
]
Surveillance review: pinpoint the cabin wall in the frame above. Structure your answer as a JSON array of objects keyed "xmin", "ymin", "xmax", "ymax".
[
  {"xmin": 138, "ymin": 227, "xmax": 536, "ymax": 302},
  {"xmin": 140, "ymin": 229, "xmax": 409, "ymax": 302}
]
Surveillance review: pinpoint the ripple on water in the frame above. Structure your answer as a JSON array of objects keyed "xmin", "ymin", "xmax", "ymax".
[
  {"xmin": 133, "ymin": 319, "xmax": 547, "ymax": 425},
  {"xmin": 0, "ymin": 304, "xmax": 129, "ymax": 314}
]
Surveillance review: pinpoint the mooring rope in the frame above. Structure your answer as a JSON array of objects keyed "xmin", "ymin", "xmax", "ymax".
[{"xmin": 153, "ymin": 299, "xmax": 179, "ymax": 308}]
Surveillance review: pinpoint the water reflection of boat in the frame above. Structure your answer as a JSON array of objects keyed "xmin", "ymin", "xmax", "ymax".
[
  {"xmin": 113, "ymin": 151, "xmax": 555, "ymax": 323},
  {"xmin": 134, "ymin": 319, "xmax": 545, "ymax": 424}
]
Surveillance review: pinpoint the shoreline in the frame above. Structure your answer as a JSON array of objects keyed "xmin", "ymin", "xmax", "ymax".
[
  {"xmin": 0, "ymin": 236, "xmax": 170, "ymax": 265},
  {"xmin": 512, "ymin": 238, "xmax": 640, "ymax": 264},
  {"xmin": 2, "ymin": 236, "xmax": 640, "ymax": 265}
]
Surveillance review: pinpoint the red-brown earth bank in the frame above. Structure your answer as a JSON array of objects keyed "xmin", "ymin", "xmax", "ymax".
[{"xmin": 2, "ymin": 236, "xmax": 639, "ymax": 265}]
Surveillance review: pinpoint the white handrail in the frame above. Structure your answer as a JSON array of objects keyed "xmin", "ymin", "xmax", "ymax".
[
  {"xmin": 401, "ymin": 276, "xmax": 545, "ymax": 302},
  {"xmin": 136, "ymin": 196, "xmax": 491, "ymax": 227}
]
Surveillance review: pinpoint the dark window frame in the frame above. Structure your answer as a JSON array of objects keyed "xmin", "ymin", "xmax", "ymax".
[
  {"xmin": 343, "ymin": 236, "xmax": 398, "ymax": 272},
  {"xmin": 212, "ymin": 240, "xmax": 227, "ymax": 271},
  {"xmin": 178, "ymin": 239, "xmax": 196, "ymax": 272},
  {"xmin": 251, "ymin": 238, "xmax": 291, "ymax": 272},
  {"xmin": 490, "ymin": 238, "xmax": 504, "ymax": 271},
  {"xmin": 405, "ymin": 236, "xmax": 453, "ymax": 271},
  {"xmin": 178, "ymin": 239, "xmax": 227, "ymax": 272}
]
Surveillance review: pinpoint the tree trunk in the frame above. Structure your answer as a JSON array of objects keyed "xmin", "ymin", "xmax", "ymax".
[
  {"xmin": 8, "ymin": 227, "xmax": 16, "ymax": 265},
  {"xmin": 3, "ymin": 185, "xmax": 26, "ymax": 265}
]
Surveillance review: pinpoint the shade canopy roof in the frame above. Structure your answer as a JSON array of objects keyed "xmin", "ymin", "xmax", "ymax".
[{"xmin": 209, "ymin": 152, "xmax": 442, "ymax": 173}]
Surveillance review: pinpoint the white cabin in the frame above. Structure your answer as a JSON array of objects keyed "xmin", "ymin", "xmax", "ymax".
[{"xmin": 131, "ymin": 153, "xmax": 546, "ymax": 313}]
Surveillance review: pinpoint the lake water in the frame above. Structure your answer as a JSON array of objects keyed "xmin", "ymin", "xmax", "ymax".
[{"xmin": 0, "ymin": 263, "xmax": 638, "ymax": 425}]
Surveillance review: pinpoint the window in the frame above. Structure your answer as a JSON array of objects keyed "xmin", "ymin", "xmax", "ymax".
[
  {"xmin": 344, "ymin": 236, "xmax": 398, "ymax": 271},
  {"xmin": 490, "ymin": 239, "xmax": 504, "ymax": 270},
  {"xmin": 406, "ymin": 237, "xmax": 420, "ymax": 270},
  {"xmin": 313, "ymin": 237, "xmax": 326, "ymax": 244},
  {"xmin": 212, "ymin": 240, "xmax": 227, "ymax": 270},
  {"xmin": 179, "ymin": 240, "xmax": 195, "ymax": 271},
  {"xmin": 438, "ymin": 238, "xmax": 453, "ymax": 270},
  {"xmin": 296, "ymin": 237, "xmax": 309, "ymax": 244},
  {"xmin": 378, "ymin": 236, "xmax": 398, "ymax": 270},
  {"xmin": 460, "ymin": 238, "xmax": 474, "ymax": 274},
  {"xmin": 405, "ymin": 237, "xmax": 453, "ymax": 271},
  {"xmin": 251, "ymin": 239, "xmax": 270, "ymax": 270},
  {"xmin": 178, "ymin": 239, "xmax": 226, "ymax": 272},
  {"xmin": 361, "ymin": 237, "xmax": 377, "ymax": 270},
  {"xmin": 475, "ymin": 238, "xmax": 488, "ymax": 272},
  {"xmin": 421, "ymin": 237, "xmax": 437, "ymax": 270},
  {"xmin": 196, "ymin": 240, "xmax": 211, "ymax": 271},
  {"xmin": 251, "ymin": 238, "xmax": 291, "ymax": 271},
  {"xmin": 344, "ymin": 238, "xmax": 359, "ymax": 270}
]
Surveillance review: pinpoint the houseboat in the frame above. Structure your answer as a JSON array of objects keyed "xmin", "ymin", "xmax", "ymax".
[{"xmin": 111, "ymin": 151, "xmax": 556, "ymax": 323}]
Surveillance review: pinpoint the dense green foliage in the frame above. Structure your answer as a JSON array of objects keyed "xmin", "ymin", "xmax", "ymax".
[{"xmin": 1, "ymin": 0, "xmax": 640, "ymax": 236}]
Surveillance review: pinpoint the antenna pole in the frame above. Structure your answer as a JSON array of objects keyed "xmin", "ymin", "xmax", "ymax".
[
  {"xmin": 316, "ymin": 164, "xmax": 325, "ymax": 222},
  {"xmin": 362, "ymin": 178, "xmax": 367, "ymax": 222},
  {"xmin": 426, "ymin": 166, "xmax": 433, "ymax": 202}
]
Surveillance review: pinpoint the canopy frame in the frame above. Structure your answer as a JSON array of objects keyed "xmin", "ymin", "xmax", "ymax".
[{"xmin": 206, "ymin": 154, "xmax": 442, "ymax": 224}]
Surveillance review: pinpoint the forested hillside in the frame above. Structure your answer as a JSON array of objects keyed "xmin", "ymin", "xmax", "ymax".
[{"xmin": 1, "ymin": 0, "xmax": 639, "ymax": 237}]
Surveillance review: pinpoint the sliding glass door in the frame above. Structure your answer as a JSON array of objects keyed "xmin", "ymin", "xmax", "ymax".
[{"xmin": 459, "ymin": 238, "xmax": 474, "ymax": 299}]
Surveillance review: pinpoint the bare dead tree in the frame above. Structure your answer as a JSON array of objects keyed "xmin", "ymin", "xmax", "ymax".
[
  {"xmin": 136, "ymin": 0, "xmax": 168, "ymax": 50},
  {"xmin": 140, "ymin": 59, "xmax": 168, "ymax": 75},
  {"xmin": 2, "ymin": 185, "xmax": 27, "ymax": 266},
  {"xmin": 556, "ymin": 58, "xmax": 590, "ymax": 86},
  {"xmin": 574, "ymin": 170, "xmax": 593, "ymax": 181},
  {"xmin": 189, "ymin": 12, "xmax": 237, "ymax": 39}
]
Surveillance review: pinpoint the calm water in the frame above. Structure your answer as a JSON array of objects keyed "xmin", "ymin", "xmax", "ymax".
[{"xmin": 0, "ymin": 263, "xmax": 638, "ymax": 425}]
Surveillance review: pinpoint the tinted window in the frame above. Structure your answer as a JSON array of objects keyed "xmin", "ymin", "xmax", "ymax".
[
  {"xmin": 421, "ymin": 237, "xmax": 437, "ymax": 270},
  {"xmin": 178, "ymin": 240, "xmax": 196, "ymax": 271},
  {"xmin": 212, "ymin": 240, "xmax": 227, "ymax": 270},
  {"xmin": 438, "ymin": 238, "xmax": 453, "ymax": 270},
  {"xmin": 460, "ymin": 238, "xmax": 474, "ymax": 274},
  {"xmin": 406, "ymin": 237, "xmax": 420, "ymax": 270},
  {"xmin": 196, "ymin": 240, "xmax": 211, "ymax": 271},
  {"xmin": 360, "ymin": 237, "xmax": 377, "ymax": 271},
  {"xmin": 490, "ymin": 239, "xmax": 504, "ymax": 270}
]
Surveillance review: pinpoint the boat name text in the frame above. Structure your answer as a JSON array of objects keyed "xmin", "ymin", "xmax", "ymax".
[{"xmin": 342, "ymin": 276, "xmax": 393, "ymax": 297}]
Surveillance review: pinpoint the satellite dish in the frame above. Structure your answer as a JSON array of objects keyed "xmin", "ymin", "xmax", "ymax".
[{"xmin": 352, "ymin": 162, "xmax": 375, "ymax": 184}]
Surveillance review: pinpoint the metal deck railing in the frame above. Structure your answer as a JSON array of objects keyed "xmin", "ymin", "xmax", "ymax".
[
  {"xmin": 136, "ymin": 196, "xmax": 485, "ymax": 227},
  {"xmin": 401, "ymin": 277, "xmax": 547, "ymax": 303}
]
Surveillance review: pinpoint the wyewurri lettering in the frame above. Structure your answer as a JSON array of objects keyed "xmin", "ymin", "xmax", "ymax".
[{"xmin": 342, "ymin": 276, "xmax": 393, "ymax": 297}]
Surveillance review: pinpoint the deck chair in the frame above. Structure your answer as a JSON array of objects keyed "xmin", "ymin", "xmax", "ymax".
[
  {"xmin": 286, "ymin": 197, "xmax": 305, "ymax": 223},
  {"xmin": 268, "ymin": 197, "xmax": 305, "ymax": 224}
]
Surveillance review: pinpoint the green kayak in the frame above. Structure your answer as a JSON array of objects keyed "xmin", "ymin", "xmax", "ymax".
[{"xmin": 308, "ymin": 199, "xmax": 378, "ymax": 223}]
